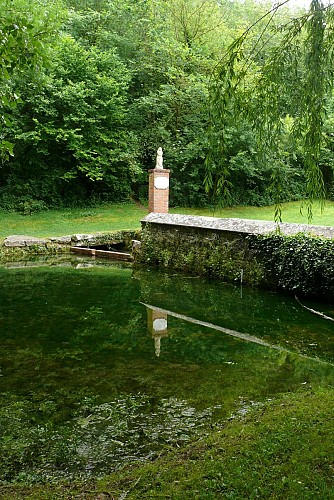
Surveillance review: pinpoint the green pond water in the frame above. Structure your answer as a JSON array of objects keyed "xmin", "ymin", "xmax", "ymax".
[{"xmin": 0, "ymin": 257, "xmax": 333, "ymax": 483}]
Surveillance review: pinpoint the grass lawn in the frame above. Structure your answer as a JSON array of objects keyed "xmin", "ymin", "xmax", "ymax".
[
  {"xmin": 0, "ymin": 200, "xmax": 333, "ymax": 239},
  {"xmin": 1, "ymin": 387, "xmax": 333, "ymax": 499},
  {"xmin": 0, "ymin": 203, "xmax": 146, "ymax": 239}
]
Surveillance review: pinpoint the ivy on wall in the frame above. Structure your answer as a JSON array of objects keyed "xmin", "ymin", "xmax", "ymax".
[{"xmin": 249, "ymin": 233, "xmax": 334, "ymax": 298}]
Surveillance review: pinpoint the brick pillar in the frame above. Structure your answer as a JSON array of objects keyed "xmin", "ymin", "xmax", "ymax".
[
  {"xmin": 148, "ymin": 148, "xmax": 170, "ymax": 213},
  {"xmin": 148, "ymin": 168, "xmax": 170, "ymax": 213}
]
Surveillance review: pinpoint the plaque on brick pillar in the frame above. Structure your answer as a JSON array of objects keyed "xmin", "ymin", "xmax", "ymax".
[{"xmin": 148, "ymin": 147, "xmax": 170, "ymax": 213}]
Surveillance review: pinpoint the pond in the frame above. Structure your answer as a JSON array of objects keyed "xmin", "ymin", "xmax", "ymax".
[{"xmin": 0, "ymin": 257, "xmax": 333, "ymax": 483}]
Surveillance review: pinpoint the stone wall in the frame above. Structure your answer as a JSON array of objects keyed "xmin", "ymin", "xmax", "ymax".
[
  {"xmin": 141, "ymin": 213, "xmax": 334, "ymax": 239},
  {"xmin": 138, "ymin": 213, "xmax": 334, "ymax": 299},
  {"xmin": 0, "ymin": 230, "xmax": 139, "ymax": 262}
]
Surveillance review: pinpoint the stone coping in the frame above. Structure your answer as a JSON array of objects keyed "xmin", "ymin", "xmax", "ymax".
[
  {"xmin": 3, "ymin": 235, "xmax": 72, "ymax": 247},
  {"xmin": 141, "ymin": 213, "xmax": 334, "ymax": 239},
  {"xmin": 2, "ymin": 230, "xmax": 137, "ymax": 248}
]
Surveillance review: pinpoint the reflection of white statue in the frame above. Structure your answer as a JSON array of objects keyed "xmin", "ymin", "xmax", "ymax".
[
  {"xmin": 154, "ymin": 336, "xmax": 161, "ymax": 357},
  {"xmin": 156, "ymin": 147, "xmax": 163, "ymax": 169}
]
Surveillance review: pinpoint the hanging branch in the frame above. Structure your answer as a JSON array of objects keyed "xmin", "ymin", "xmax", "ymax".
[{"xmin": 206, "ymin": 0, "xmax": 334, "ymax": 220}]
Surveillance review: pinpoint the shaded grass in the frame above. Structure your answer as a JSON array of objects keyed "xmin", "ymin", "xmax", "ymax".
[
  {"xmin": 1, "ymin": 387, "xmax": 333, "ymax": 499},
  {"xmin": 0, "ymin": 200, "xmax": 333, "ymax": 239},
  {"xmin": 0, "ymin": 203, "xmax": 147, "ymax": 238}
]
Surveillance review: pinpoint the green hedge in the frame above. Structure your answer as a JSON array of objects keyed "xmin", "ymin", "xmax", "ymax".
[{"xmin": 249, "ymin": 233, "xmax": 334, "ymax": 298}]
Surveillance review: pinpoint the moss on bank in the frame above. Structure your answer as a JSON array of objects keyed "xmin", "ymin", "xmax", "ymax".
[
  {"xmin": 1, "ymin": 387, "xmax": 333, "ymax": 499},
  {"xmin": 136, "ymin": 225, "xmax": 264, "ymax": 286}
]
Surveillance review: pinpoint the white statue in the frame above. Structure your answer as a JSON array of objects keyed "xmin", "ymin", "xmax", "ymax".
[{"xmin": 156, "ymin": 147, "xmax": 163, "ymax": 169}]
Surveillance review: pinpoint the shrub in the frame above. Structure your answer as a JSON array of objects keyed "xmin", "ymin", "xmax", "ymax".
[{"xmin": 249, "ymin": 233, "xmax": 334, "ymax": 298}]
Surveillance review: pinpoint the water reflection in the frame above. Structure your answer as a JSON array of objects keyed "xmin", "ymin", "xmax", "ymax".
[
  {"xmin": 146, "ymin": 305, "xmax": 168, "ymax": 357},
  {"xmin": 0, "ymin": 259, "xmax": 333, "ymax": 482},
  {"xmin": 137, "ymin": 269, "xmax": 334, "ymax": 363},
  {"xmin": 144, "ymin": 303, "xmax": 334, "ymax": 367}
]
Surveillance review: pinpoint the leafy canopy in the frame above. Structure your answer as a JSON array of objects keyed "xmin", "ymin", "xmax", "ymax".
[{"xmin": 0, "ymin": 0, "xmax": 62, "ymax": 157}]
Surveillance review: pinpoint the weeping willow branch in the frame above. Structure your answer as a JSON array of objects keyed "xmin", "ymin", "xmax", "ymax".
[{"xmin": 206, "ymin": 0, "xmax": 334, "ymax": 220}]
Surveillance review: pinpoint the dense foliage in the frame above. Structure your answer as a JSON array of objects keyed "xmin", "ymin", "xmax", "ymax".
[
  {"xmin": 1, "ymin": 0, "xmax": 334, "ymax": 211},
  {"xmin": 0, "ymin": 0, "xmax": 62, "ymax": 160},
  {"xmin": 250, "ymin": 232, "xmax": 334, "ymax": 298},
  {"xmin": 206, "ymin": 0, "xmax": 334, "ymax": 219}
]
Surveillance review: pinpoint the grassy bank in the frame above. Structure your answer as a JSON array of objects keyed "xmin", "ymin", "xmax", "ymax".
[
  {"xmin": 0, "ymin": 203, "xmax": 146, "ymax": 239},
  {"xmin": 1, "ymin": 387, "xmax": 333, "ymax": 499},
  {"xmin": 0, "ymin": 200, "xmax": 333, "ymax": 239}
]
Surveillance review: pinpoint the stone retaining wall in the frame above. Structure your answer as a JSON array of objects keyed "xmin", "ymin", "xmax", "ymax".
[
  {"xmin": 0, "ymin": 230, "xmax": 139, "ymax": 261},
  {"xmin": 138, "ymin": 214, "xmax": 334, "ymax": 300}
]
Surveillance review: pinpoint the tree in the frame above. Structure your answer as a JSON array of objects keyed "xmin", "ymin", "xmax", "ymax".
[
  {"xmin": 3, "ymin": 0, "xmax": 325, "ymax": 211},
  {"xmin": 3, "ymin": 34, "xmax": 137, "ymax": 208},
  {"xmin": 0, "ymin": 0, "xmax": 62, "ymax": 158},
  {"xmin": 206, "ymin": 0, "xmax": 334, "ymax": 220},
  {"xmin": 125, "ymin": 0, "xmax": 237, "ymax": 206}
]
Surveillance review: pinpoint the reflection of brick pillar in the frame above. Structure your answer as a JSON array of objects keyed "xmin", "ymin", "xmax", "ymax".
[
  {"xmin": 148, "ymin": 168, "xmax": 170, "ymax": 213},
  {"xmin": 146, "ymin": 306, "xmax": 168, "ymax": 357}
]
